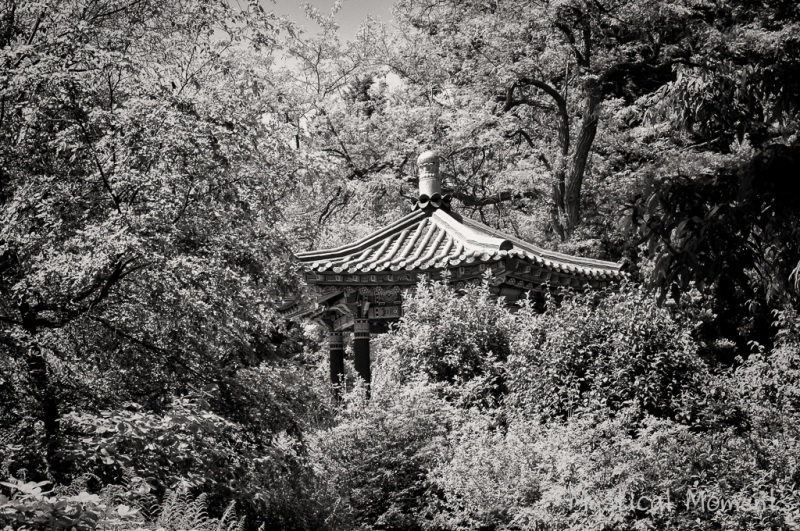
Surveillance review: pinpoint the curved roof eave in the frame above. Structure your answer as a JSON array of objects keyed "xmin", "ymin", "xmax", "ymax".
[{"xmin": 294, "ymin": 207, "xmax": 624, "ymax": 278}]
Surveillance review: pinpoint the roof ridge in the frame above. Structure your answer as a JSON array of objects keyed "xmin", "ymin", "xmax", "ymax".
[
  {"xmin": 459, "ymin": 216, "xmax": 622, "ymax": 271},
  {"xmin": 296, "ymin": 209, "xmax": 427, "ymax": 262},
  {"xmin": 431, "ymin": 209, "xmax": 513, "ymax": 252}
]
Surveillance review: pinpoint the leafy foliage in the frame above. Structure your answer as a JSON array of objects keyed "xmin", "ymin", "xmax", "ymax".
[
  {"xmin": 0, "ymin": 1, "xmax": 327, "ymax": 529},
  {"xmin": 508, "ymin": 284, "xmax": 712, "ymax": 423},
  {"xmin": 313, "ymin": 282, "xmax": 800, "ymax": 531},
  {"xmin": 0, "ymin": 479, "xmax": 247, "ymax": 531},
  {"xmin": 625, "ymin": 144, "xmax": 800, "ymax": 358},
  {"xmin": 374, "ymin": 277, "xmax": 512, "ymax": 408},
  {"xmin": 309, "ymin": 381, "xmax": 457, "ymax": 531},
  {"xmin": 3, "ymin": 1, "xmax": 800, "ymax": 530},
  {"xmin": 435, "ymin": 410, "xmax": 799, "ymax": 531}
]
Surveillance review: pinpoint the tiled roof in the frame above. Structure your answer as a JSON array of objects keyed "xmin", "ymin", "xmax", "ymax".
[{"xmin": 296, "ymin": 208, "xmax": 623, "ymax": 281}]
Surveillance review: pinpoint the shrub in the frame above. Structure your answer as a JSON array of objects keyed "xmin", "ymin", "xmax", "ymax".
[
  {"xmin": 434, "ymin": 409, "xmax": 800, "ymax": 530},
  {"xmin": 507, "ymin": 284, "xmax": 711, "ymax": 423},
  {"xmin": 734, "ymin": 307, "xmax": 800, "ymax": 488},
  {"xmin": 374, "ymin": 277, "xmax": 513, "ymax": 409},
  {"xmin": 0, "ymin": 478, "xmax": 247, "ymax": 531},
  {"xmin": 309, "ymin": 379, "xmax": 460, "ymax": 531},
  {"xmin": 308, "ymin": 281, "xmax": 800, "ymax": 531}
]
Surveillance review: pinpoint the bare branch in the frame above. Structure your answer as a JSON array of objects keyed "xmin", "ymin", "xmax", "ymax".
[
  {"xmin": 449, "ymin": 188, "xmax": 542, "ymax": 207},
  {"xmin": 518, "ymin": 77, "xmax": 570, "ymax": 155}
]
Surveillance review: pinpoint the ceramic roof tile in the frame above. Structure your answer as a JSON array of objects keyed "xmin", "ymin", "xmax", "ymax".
[{"xmin": 295, "ymin": 208, "xmax": 623, "ymax": 280}]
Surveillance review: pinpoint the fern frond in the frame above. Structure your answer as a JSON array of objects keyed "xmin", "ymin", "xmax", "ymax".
[
  {"xmin": 215, "ymin": 501, "xmax": 241, "ymax": 531},
  {"xmin": 156, "ymin": 489, "xmax": 182, "ymax": 529},
  {"xmin": 187, "ymin": 492, "xmax": 210, "ymax": 529}
]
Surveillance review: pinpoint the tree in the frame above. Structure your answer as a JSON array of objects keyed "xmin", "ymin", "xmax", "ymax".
[
  {"xmin": 0, "ymin": 0, "xmax": 310, "ymax": 491},
  {"xmin": 619, "ymin": 0, "xmax": 800, "ymax": 355},
  {"xmin": 624, "ymin": 145, "xmax": 800, "ymax": 359},
  {"xmin": 339, "ymin": 0, "xmax": 707, "ymax": 240}
]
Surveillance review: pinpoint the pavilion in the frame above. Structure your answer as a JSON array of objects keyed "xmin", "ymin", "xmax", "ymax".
[{"xmin": 281, "ymin": 151, "xmax": 624, "ymax": 391}]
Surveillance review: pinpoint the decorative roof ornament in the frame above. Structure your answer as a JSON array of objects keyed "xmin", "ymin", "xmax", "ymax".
[{"xmin": 416, "ymin": 150, "xmax": 451, "ymax": 211}]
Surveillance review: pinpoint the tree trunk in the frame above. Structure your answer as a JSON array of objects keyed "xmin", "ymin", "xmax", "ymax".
[
  {"xmin": 21, "ymin": 307, "xmax": 65, "ymax": 483},
  {"xmin": 550, "ymin": 169, "xmax": 567, "ymax": 241},
  {"xmin": 25, "ymin": 348, "xmax": 64, "ymax": 481},
  {"xmin": 553, "ymin": 81, "xmax": 601, "ymax": 240}
]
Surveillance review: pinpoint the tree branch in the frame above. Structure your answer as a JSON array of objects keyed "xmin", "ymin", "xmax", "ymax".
[
  {"xmin": 72, "ymin": 108, "xmax": 122, "ymax": 213},
  {"xmin": 26, "ymin": 257, "xmax": 148, "ymax": 331},
  {"xmin": 554, "ymin": 21, "xmax": 587, "ymax": 67},
  {"xmin": 448, "ymin": 188, "xmax": 542, "ymax": 207},
  {"xmin": 0, "ymin": 315, "xmax": 23, "ymax": 326},
  {"xmin": 90, "ymin": 316, "xmax": 212, "ymax": 382},
  {"xmin": 517, "ymin": 77, "xmax": 570, "ymax": 155}
]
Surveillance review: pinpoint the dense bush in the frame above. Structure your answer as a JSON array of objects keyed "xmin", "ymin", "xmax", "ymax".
[
  {"xmin": 435, "ymin": 411, "xmax": 798, "ymax": 530},
  {"xmin": 733, "ymin": 308, "xmax": 800, "ymax": 490},
  {"xmin": 0, "ymin": 479, "xmax": 248, "ymax": 531},
  {"xmin": 507, "ymin": 284, "xmax": 713, "ymax": 423},
  {"xmin": 0, "ymin": 356, "xmax": 333, "ymax": 531},
  {"xmin": 309, "ymin": 380, "xmax": 458, "ymax": 531},
  {"xmin": 306, "ymin": 281, "xmax": 800, "ymax": 531},
  {"xmin": 8, "ymin": 272, "xmax": 799, "ymax": 531},
  {"xmin": 374, "ymin": 277, "xmax": 513, "ymax": 409}
]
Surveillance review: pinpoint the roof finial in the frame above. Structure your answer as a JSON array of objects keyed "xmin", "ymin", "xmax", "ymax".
[
  {"xmin": 417, "ymin": 150, "xmax": 441, "ymax": 197},
  {"xmin": 415, "ymin": 150, "xmax": 451, "ymax": 211}
]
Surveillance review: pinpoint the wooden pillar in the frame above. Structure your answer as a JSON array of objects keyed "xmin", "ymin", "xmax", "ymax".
[
  {"xmin": 328, "ymin": 330, "xmax": 344, "ymax": 395},
  {"xmin": 353, "ymin": 318, "xmax": 371, "ymax": 390}
]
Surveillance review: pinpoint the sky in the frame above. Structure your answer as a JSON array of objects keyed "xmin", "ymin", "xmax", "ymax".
[{"xmin": 268, "ymin": 0, "xmax": 396, "ymax": 40}]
